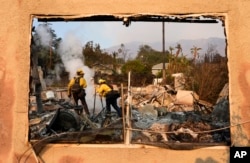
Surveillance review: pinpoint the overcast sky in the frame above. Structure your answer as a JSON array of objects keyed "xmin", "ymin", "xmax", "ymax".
[{"xmin": 33, "ymin": 18, "xmax": 225, "ymax": 49}]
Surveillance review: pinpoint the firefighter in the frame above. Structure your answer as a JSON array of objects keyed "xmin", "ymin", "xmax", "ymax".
[
  {"xmin": 68, "ymin": 69, "xmax": 90, "ymax": 116},
  {"xmin": 96, "ymin": 79, "xmax": 122, "ymax": 117}
]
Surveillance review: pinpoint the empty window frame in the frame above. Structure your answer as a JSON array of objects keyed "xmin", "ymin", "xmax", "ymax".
[{"xmin": 29, "ymin": 14, "xmax": 229, "ymax": 148}]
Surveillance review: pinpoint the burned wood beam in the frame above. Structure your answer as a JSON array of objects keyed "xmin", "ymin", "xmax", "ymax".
[{"xmin": 37, "ymin": 15, "xmax": 218, "ymax": 24}]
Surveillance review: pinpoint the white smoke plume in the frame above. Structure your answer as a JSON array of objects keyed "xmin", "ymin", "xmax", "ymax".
[
  {"xmin": 34, "ymin": 24, "xmax": 57, "ymax": 85},
  {"xmin": 34, "ymin": 24, "xmax": 103, "ymax": 112},
  {"xmin": 58, "ymin": 32, "xmax": 102, "ymax": 112},
  {"xmin": 35, "ymin": 24, "xmax": 52, "ymax": 47}
]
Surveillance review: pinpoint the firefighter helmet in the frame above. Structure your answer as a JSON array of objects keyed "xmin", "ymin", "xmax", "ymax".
[
  {"xmin": 98, "ymin": 79, "xmax": 106, "ymax": 84},
  {"xmin": 76, "ymin": 69, "xmax": 84, "ymax": 75}
]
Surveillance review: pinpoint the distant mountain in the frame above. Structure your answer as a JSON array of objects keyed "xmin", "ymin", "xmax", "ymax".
[{"xmin": 104, "ymin": 37, "xmax": 226, "ymax": 59}]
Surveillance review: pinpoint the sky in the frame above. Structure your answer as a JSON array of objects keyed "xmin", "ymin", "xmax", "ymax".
[{"xmin": 33, "ymin": 18, "xmax": 225, "ymax": 49}]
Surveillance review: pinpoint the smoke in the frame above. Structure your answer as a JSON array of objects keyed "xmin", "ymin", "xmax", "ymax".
[
  {"xmin": 57, "ymin": 32, "xmax": 102, "ymax": 112},
  {"xmin": 34, "ymin": 24, "xmax": 103, "ymax": 112},
  {"xmin": 35, "ymin": 24, "xmax": 52, "ymax": 47},
  {"xmin": 34, "ymin": 24, "xmax": 56, "ymax": 85},
  {"xmin": 54, "ymin": 63, "xmax": 64, "ymax": 81}
]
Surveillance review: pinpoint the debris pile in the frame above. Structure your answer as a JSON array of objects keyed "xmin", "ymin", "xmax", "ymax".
[
  {"xmin": 128, "ymin": 84, "xmax": 230, "ymax": 146},
  {"xmin": 29, "ymin": 83, "xmax": 230, "ymax": 147}
]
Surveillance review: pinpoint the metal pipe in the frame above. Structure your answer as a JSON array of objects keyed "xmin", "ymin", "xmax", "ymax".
[
  {"xmin": 162, "ymin": 21, "xmax": 166, "ymax": 84},
  {"xmin": 125, "ymin": 71, "xmax": 131, "ymax": 144}
]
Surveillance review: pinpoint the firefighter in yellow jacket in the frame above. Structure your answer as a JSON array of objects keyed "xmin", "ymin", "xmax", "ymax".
[
  {"xmin": 96, "ymin": 79, "xmax": 122, "ymax": 117},
  {"xmin": 68, "ymin": 69, "xmax": 90, "ymax": 116}
]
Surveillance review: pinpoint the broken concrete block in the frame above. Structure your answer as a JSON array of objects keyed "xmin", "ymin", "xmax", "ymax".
[{"xmin": 174, "ymin": 90, "xmax": 198, "ymax": 106}]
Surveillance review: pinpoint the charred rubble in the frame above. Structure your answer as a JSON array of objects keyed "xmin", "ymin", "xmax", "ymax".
[
  {"xmin": 29, "ymin": 83, "xmax": 230, "ymax": 147},
  {"xmin": 130, "ymin": 83, "xmax": 230, "ymax": 146}
]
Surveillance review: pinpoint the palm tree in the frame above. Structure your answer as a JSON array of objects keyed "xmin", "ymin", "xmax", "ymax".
[
  {"xmin": 191, "ymin": 45, "xmax": 202, "ymax": 61},
  {"xmin": 169, "ymin": 46, "xmax": 174, "ymax": 56},
  {"xmin": 118, "ymin": 43, "xmax": 130, "ymax": 62},
  {"xmin": 175, "ymin": 43, "xmax": 182, "ymax": 57},
  {"xmin": 112, "ymin": 51, "xmax": 118, "ymax": 72}
]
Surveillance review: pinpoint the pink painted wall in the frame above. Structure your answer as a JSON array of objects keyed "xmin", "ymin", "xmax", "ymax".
[{"xmin": 0, "ymin": 0, "xmax": 249, "ymax": 162}]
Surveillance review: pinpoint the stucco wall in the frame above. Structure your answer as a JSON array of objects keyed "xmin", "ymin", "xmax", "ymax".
[{"xmin": 0, "ymin": 0, "xmax": 250, "ymax": 162}]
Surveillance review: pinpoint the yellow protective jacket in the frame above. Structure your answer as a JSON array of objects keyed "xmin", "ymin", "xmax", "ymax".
[
  {"xmin": 96, "ymin": 83, "xmax": 112, "ymax": 97},
  {"xmin": 68, "ymin": 75, "xmax": 87, "ymax": 95}
]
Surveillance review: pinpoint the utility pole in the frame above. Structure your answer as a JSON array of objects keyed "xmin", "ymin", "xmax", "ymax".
[{"xmin": 162, "ymin": 21, "xmax": 166, "ymax": 85}]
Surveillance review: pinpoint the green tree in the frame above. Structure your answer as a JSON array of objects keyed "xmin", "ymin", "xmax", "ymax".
[
  {"xmin": 121, "ymin": 60, "xmax": 153, "ymax": 86},
  {"xmin": 83, "ymin": 41, "xmax": 113, "ymax": 67},
  {"xmin": 136, "ymin": 44, "xmax": 170, "ymax": 66},
  {"xmin": 32, "ymin": 23, "xmax": 62, "ymax": 76}
]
